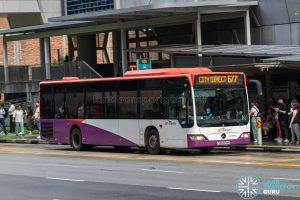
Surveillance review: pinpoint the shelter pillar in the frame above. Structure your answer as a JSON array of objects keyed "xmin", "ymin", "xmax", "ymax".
[
  {"xmin": 244, "ymin": 9, "xmax": 251, "ymax": 45},
  {"xmin": 77, "ymin": 34, "xmax": 97, "ymax": 67},
  {"xmin": 196, "ymin": 11, "xmax": 202, "ymax": 47},
  {"xmin": 113, "ymin": 31, "xmax": 121, "ymax": 76},
  {"xmin": 68, "ymin": 36, "xmax": 75, "ymax": 61},
  {"xmin": 265, "ymin": 72, "xmax": 272, "ymax": 107},
  {"xmin": 43, "ymin": 37, "xmax": 51, "ymax": 80},
  {"xmin": 3, "ymin": 37, "xmax": 9, "ymax": 82},
  {"xmin": 120, "ymin": 29, "xmax": 128, "ymax": 74},
  {"xmin": 196, "ymin": 11, "xmax": 203, "ymax": 66},
  {"xmin": 40, "ymin": 38, "xmax": 45, "ymax": 65}
]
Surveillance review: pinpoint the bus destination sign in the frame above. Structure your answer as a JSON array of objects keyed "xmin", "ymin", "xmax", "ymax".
[{"xmin": 195, "ymin": 74, "xmax": 244, "ymax": 86}]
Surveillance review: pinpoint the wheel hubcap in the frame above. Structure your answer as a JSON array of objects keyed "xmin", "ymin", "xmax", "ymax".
[{"xmin": 149, "ymin": 135, "xmax": 158, "ymax": 149}]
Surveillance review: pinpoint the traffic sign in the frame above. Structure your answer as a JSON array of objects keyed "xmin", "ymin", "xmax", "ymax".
[
  {"xmin": 136, "ymin": 59, "xmax": 151, "ymax": 70},
  {"xmin": 256, "ymin": 119, "xmax": 262, "ymax": 128}
]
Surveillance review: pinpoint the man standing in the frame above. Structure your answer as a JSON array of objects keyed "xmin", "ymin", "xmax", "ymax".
[
  {"xmin": 33, "ymin": 102, "xmax": 40, "ymax": 139},
  {"xmin": 8, "ymin": 102, "xmax": 15, "ymax": 134},
  {"xmin": 275, "ymin": 98, "xmax": 289, "ymax": 143},
  {"xmin": 0, "ymin": 104, "xmax": 7, "ymax": 135}
]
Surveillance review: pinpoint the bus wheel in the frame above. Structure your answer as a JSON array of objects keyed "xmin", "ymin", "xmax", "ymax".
[
  {"xmin": 200, "ymin": 147, "xmax": 213, "ymax": 153},
  {"xmin": 70, "ymin": 128, "xmax": 83, "ymax": 151},
  {"xmin": 146, "ymin": 129, "xmax": 161, "ymax": 155}
]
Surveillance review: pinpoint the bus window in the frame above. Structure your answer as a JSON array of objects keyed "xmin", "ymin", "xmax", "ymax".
[
  {"xmin": 65, "ymin": 85, "xmax": 85, "ymax": 119},
  {"xmin": 118, "ymin": 80, "xmax": 138, "ymax": 119},
  {"xmin": 86, "ymin": 83, "xmax": 104, "ymax": 119},
  {"xmin": 119, "ymin": 90, "xmax": 138, "ymax": 119},
  {"xmin": 53, "ymin": 85, "xmax": 65, "ymax": 119},
  {"xmin": 41, "ymin": 93, "xmax": 54, "ymax": 119},
  {"xmin": 140, "ymin": 90, "xmax": 163, "ymax": 119},
  {"xmin": 104, "ymin": 81, "xmax": 118, "ymax": 118}
]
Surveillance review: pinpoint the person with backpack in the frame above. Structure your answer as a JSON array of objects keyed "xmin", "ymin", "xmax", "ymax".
[
  {"xmin": 0, "ymin": 104, "xmax": 7, "ymax": 135},
  {"xmin": 289, "ymin": 102, "xmax": 300, "ymax": 144},
  {"xmin": 275, "ymin": 98, "xmax": 289, "ymax": 143},
  {"xmin": 249, "ymin": 99, "xmax": 259, "ymax": 143}
]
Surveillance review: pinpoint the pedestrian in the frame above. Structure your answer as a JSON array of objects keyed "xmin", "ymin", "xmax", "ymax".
[
  {"xmin": 262, "ymin": 108, "xmax": 274, "ymax": 140},
  {"xmin": 275, "ymin": 98, "xmax": 289, "ymax": 143},
  {"xmin": 0, "ymin": 104, "xmax": 7, "ymax": 135},
  {"xmin": 249, "ymin": 99, "xmax": 259, "ymax": 143},
  {"xmin": 13, "ymin": 105, "xmax": 25, "ymax": 137},
  {"xmin": 26, "ymin": 107, "xmax": 34, "ymax": 135},
  {"xmin": 269, "ymin": 98, "xmax": 282, "ymax": 141},
  {"xmin": 8, "ymin": 102, "xmax": 15, "ymax": 134},
  {"xmin": 33, "ymin": 102, "xmax": 40, "ymax": 139},
  {"xmin": 289, "ymin": 102, "xmax": 300, "ymax": 144}
]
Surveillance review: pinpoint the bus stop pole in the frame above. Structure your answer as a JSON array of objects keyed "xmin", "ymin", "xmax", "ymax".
[{"xmin": 256, "ymin": 117, "xmax": 263, "ymax": 145}]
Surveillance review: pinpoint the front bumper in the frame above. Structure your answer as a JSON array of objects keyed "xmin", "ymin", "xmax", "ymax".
[{"xmin": 187, "ymin": 136, "xmax": 250, "ymax": 148}]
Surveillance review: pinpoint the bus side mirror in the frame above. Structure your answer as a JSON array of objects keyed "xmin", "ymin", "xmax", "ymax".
[{"xmin": 247, "ymin": 79, "xmax": 263, "ymax": 96}]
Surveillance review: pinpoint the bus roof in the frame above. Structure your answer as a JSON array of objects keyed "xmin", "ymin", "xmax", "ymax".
[
  {"xmin": 123, "ymin": 68, "xmax": 212, "ymax": 77},
  {"xmin": 40, "ymin": 68, "xmax": 245, "ymax": 86}
]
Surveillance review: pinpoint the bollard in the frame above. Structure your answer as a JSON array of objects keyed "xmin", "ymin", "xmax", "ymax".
[{"xmin": 256, "ymin": 117, "xmax": 262, "ymax": 145}]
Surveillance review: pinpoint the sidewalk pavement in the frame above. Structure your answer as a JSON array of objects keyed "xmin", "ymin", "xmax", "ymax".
[
  {"xmin": 0, "ymin": 134, "xmax": 47, "ymax": 144},
  {"xmin": 0, "ymin": 136, "xmax": 300, "ymax": 152},
  {"xmin": 215, "ymin": 141, "xmax": 300, "ymax": 152}
]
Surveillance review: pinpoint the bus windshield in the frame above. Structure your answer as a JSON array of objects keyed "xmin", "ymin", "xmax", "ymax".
[{"xmin": 194, "ymin": 87, "xmax": 249, "ymax": 127}]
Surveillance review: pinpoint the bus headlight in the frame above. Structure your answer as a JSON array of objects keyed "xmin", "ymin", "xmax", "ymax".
[
  {"xmin": 189, "ymin": 135, "xmax": 207, "ymax": 141},
  {"xmin": 239, "ymin": 132, "xmax": 250, "ymax": 138}
]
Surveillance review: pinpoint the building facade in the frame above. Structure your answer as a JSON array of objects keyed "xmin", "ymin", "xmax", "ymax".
[{"xmin": 0, "ymin": 0, "xmax": 300, "ymax": 105}]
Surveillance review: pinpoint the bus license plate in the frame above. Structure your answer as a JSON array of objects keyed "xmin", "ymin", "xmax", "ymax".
[{"xmin": 217, "ymin": 141, "xmax": 230, "ymax": 145}]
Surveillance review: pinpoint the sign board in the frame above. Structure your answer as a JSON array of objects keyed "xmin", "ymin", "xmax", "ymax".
[
  {"xmin": 137, "ymin": 59, "xmax": 151, "ymax": 70},
  {"xmin": 256, "ymin": 119, "xmax": 262, "ymax": 128},
  {"xmin": 195, "ymin": 74, "xmax": 244, "ymax": 87}
]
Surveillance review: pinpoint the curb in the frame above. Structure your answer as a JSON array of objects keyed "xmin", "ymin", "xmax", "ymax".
[
  {"xmin": 0, "ymin": 139, "xmax": 48, "ymax": 144},
  {"xmin": 1, "ymin": 140, "xmax": 300, "ymax": 152},
  {"xmin": 215, "ymin": 146, "xmax": 300, "ymax": 152}
]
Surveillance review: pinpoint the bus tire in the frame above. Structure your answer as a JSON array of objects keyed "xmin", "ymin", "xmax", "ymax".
[
  {"xmin": 146, "ymin": 129, "xmax": 161, "ymax": 155},
  {"xmin": 70, "ymin": 128, "xmax": 83, "ymax": 151},
  {"xmin": 200, "ymin": 147, "xmax": 213, "ymax": 153}
]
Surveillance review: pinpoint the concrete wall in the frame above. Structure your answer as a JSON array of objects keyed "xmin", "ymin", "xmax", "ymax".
[
  {"xmin": 252, "ymin": 0, "xmax": 300, "ymax": 45},
  {"xmin": 118, "ymin": 0, "xmax": 250, "ymax": 8},
  {"xmin": 2, "ymin": 0, "xmax": 63, "ymax": 28},
  {"xmin": 38, "ymin": 0, "xmax": 63, "ymax": 22}
]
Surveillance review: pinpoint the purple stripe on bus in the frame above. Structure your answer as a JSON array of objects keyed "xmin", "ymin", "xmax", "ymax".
[
  {"xmin": 187, "ymin": 136, "xmax": 250, "ymax": 148},
  {"xmin": 40, "ymin": 119, "xmax": 138, "ymax": 147}
]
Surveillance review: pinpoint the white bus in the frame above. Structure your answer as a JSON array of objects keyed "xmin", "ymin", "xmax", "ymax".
[{"xmin": 40, "ymin": 68, "xmax": 261, "ymax": 154}]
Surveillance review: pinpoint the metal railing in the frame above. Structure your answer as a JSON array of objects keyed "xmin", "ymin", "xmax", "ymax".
[{"xmin": 1, "ymin": 61, "xmax": 102, "ymax": 83}]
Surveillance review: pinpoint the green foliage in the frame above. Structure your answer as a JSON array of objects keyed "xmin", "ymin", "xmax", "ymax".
[{"xmin": 295, "ymin": 10, "xmax": 300, "ymax": 18}]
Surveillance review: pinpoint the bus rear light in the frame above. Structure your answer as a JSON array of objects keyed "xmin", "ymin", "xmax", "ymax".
[
  {"xmin": 189, "ymin": 135, "xmax": 207, "ymax": 141},
  {"xmin": 239, "ymin": 132, "xmax": 250, "ymax": 138}
]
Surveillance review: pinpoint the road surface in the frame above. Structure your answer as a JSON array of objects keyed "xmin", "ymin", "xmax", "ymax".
[{"xmin": 0, "ymin": 143, "xmax": 299, "ymax": 200}]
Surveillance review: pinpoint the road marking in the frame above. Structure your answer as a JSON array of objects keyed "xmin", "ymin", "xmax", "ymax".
[
  {"xmin": 46, "ymin": 177, "xmax": 85, "ymax": 182},
  {"xmin": 279, "ymin": 158, "xmax": 300, "ymax": 162},
  {"xmin": 141, "ymin": 169, "xmax": 184, "ymax": 174},
  {"xmin": 43, "ymin": 164, "xmax": 80, "ymax": 168},
  {"xmin": 1, "ymin": 149, "xmax": 300, "ymax": 168},
  {"xmin": 167, "ymin": 187, "xmax": 221, "ymax": 193},
  {"xmin": 272, "ymin": 178, "xmax": 300, "ymax": 182}
]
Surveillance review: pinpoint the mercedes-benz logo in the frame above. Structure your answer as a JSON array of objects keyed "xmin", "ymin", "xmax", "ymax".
[{"xmin": 221, "ymin": 133, "xmax": 226, "ymax": 139}]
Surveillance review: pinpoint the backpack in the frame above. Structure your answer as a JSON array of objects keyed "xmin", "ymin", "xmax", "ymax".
[
  {"xmin": 297, "ymin": 110, "xmax": 300, "ymax": 124},
  {"xmin": 4, "ymin": 108, "xmax": 8, "ymax": 118}
]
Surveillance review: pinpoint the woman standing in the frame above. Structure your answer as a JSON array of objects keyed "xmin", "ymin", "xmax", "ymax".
[
  {"xmin": 13, "ymin": 105, "xmax": 25, "ymax": 137},
  {"xmin": 289, "ymin": 102, "xmax": 300, "ymax": 144},
  {"xmin": 249, "ymin": 100, "xmax": 259, "ymax": 143},
  {"xmin": 26, "ymin": 107, "xmax": 34, "ymax": 135}
]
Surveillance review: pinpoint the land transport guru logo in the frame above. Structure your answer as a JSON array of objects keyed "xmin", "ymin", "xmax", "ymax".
[
  {"xmin": 236, "ymin": 174, "xmax": 260, "ymax": 200},
  {"xmin": 236, "ymin": 174, "xmax": 299, "ymax": 200}
]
